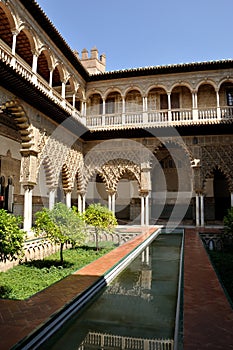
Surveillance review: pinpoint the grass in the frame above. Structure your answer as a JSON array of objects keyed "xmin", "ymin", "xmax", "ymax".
[
  {"xmin": 0, "ymin": 242, "xmax": 115, "ymax": 300},
  {"xmin": 208, "ymin": 248, "xmax": 233, "ymax": 305}
]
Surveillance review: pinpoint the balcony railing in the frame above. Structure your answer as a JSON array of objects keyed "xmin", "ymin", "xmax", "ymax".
[
  {"xmin": 1, "ymin": 40, "xmax": 233, "ymax": 131},
  {"xmin": 86, "ymin": 106, "xmax": 233, "ymax": 129},
  {"xmin": 0, "ymin": 39, "xmax": 85, "ymax": 125}
]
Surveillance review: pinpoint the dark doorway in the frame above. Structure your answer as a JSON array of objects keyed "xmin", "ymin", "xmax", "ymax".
[{"xmin": 213, "ymin": 169, "xmax": 230, "ymax": 220}]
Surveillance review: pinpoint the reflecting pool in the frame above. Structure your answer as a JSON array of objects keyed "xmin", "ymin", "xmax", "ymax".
[{"xmin": 39, "ymin": 233, "xmax": 183, "ymax": 349}]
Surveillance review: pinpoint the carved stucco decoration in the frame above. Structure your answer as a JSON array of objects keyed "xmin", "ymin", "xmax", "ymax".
[
  {"xmin": 82, "ymin": 139, "xmax": 151, "ymax": 192},
  {"xmin": 201, "ymin": 145, "xmax": 233, "ymax": 192},
  {"xmin": 36, "ymin": 133, "xmax": 85, "ymax": 191},
  {"xmin": 99, "ymin": 159, "xmax": 141, "ymax": 193}
]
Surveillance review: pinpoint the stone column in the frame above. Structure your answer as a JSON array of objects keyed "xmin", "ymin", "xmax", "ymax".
[
  {"xmin": 122, "ymin": 97, "xmax": 125, "ymax": 124},
  {"xmin": 112, "ymin": 193, "xmax": 116, "ymax": 215},
  {"xmin": 192, "ymin": 91, "xmax": 198, "ymax": 121},
  {"xmin": 141, "ymin": 195, "xmax": 145, "ymax": 226},
  {"xmin": 143, "ymin": 96, "xmax": 148, "ymax": 123},
  {"xmin": 31, "ymin": 52, "xmax": 39, "ymax": 85},
  {"xmin": 195, "ymin": 193, "xmax": 200, "ymax": 226},
  {"xmin": 49, "ymin": 70, "xmax": 53, "ymax": 87},
  {"xmin": 216, "ymin": 90, "xmax": 221, "ymax": 119},
  {"xmin": 108, "ymin": 193, "xmax": 112, "ymax": 211},
  {"xmin": 145, "ymin": 193, "xmax": 149, "ymax": 226},
  {"xmin": 10, "ymin": 31, "xmax": 17, "ymax": 68},
  {"xmin": 23, "ymin": 185, "xmax": 34, "ymax": 232},
  {"xmin": 200, "ymin": 194, "xmax": 205, "ymax": 227},
  {"xmin": 82, "ymin": 193, "xmax": 86, "ymax": 212},
  {"xmin": 49, "ymin": 188, "xmax": 56, "ymax": 210},
  {"xmin": 11, "ymin": 32, "xmax": 17, "ymax": 56},
  {"xmin": 102, "ymin": 99, "xmax": 105, "ymax": 126},
  {"xmin": 77, "ymin": 193, "xmax": 82, "ymax": 213},
  {"xmin": 231, "ymin": 192, "xmax": 233, "ymax": 207},
  {"xmin": 72, "ymin": 93, "xmax": 76, "ymax": 108},
  {"xmin": 65, "ymin": 190, "xmax": 72, "ymax": 208},
  {"xmin": 167, "ymin": 93, "xmax": 172, "ymax": 121}
]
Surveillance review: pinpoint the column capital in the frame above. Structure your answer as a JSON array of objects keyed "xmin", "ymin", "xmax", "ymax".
[{"xmin": 23, "ymin": 184, "xmax": 34, "ymax": 191}]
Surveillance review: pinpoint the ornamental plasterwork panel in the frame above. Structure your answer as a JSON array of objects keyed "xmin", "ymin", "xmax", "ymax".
[
  {"xmin": 201, "ymin": 145, "xmax": 233, "ymax": 191},
  {"xmin": 64, "ymin": 148, "xmax": 84, "ymax": 190},
  {"xmin": 37, "ymin": 137, "xmax": 70, "ymax": 187},
  {"xmin": 100, "ymin": 160, "xmax": 141, "ymax": 192}
]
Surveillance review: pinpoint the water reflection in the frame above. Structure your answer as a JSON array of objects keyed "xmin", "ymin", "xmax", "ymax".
[{"xmin": 40, "ymin": 234, "xmax": 182, "ymax": 350}]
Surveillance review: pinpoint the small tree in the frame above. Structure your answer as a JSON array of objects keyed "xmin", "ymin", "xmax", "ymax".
[
  {"xmin": 34, "ymin": 203, "xmax": 85, "ymax": 263},
  {"xmin": 0, "ymin": 209, "xmax": 25, "ymax": 263},
  {"xmin": 83, "ymin": 203, "xmax": 117, "ymax": 250}
]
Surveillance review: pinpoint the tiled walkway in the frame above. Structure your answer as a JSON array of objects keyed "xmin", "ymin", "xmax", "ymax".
[
  {"xmin": 0, "ymin": 226, "xmax": 233, "ymax": 349},
  {"xmin": 184, "ymin": 228, "xmax": 233, "ymax": 350}
]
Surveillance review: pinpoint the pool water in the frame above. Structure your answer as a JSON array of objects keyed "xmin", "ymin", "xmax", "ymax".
[{"xmin": 39, "ymin": 233, "xmax": 183, "ymax": 349}]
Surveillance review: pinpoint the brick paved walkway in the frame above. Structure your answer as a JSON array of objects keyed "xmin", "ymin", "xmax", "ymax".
[
  {"xmin": 184, "ymin": 228, "xmax": 233, "ymax": 350},
  {"xmin": 0, "ymin": 226, "xmax": 233, "ymax": 349}
]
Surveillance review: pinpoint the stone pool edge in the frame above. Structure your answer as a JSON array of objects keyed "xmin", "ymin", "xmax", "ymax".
[{"xmin": 12, "ymin": 226, "xmax": 161, "ymax": 350}]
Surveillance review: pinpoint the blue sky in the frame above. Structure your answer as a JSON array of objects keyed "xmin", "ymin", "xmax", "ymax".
[{"xmin": 36, "ymin": 0, "xmax": 233, "ymax": 72}]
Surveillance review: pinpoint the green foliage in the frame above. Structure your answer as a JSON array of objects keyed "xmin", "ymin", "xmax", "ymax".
[
  {"xmin": 83, "ymin": 203, "xmax": 117, "ymax": 230},
  {"xmin": 83, "ymin": 203, "xmax": 117, "ymax": 250},
  {"xmin": 209, "ymin": 250, "xmax": 233, "ymax": 305},
  {"xmin": 223, "ymin": 207, "xmax": 233, "ymax": 249},
  {"xmin": 0, "ymin": 245, "xmax": 113, "ymax": 300},
  {"xmin": 224, "ymin": 207, "xmax": 233, "ymax": 235},
  {"xmin": 33, "ymin": 203, "xmax": 86, "ymax": 263},
  {"xmin": 0, "ymin": 284, "xmax": 12, "ymax": 299},
  {"xmin": 0, "ymin": 209, "xmax": 25, "ymax": 263}
]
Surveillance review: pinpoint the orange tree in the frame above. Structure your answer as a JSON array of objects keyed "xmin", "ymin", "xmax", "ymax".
[
  {"xmin": 34, "ymin": 203, "xmax": 85, "ymax": 263},
  {"xmin": 83, "ymin": 203, "xmax": 117, "ymax": 250}
]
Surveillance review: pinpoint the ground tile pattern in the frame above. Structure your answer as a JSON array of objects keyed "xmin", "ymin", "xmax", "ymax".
[{"xmin": 184, "ymin": 228, "xmax": 233, "ymax": 350}]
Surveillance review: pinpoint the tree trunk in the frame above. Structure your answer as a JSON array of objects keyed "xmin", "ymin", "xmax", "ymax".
[
  {"xmin": 95, "ymin": 227, "xmax": 99, "ymax": 251},
  {"xmin": 60, "ymin": 242, "xmax": 64, "ymax": 264}
]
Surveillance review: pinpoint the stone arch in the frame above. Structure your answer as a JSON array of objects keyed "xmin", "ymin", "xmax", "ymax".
[
  {"xmin": 61, "ymin": 164, "xmax": 72, "ymax": 190},
  {"xmin": 40, "ymin": 156, "xmax": 55, "ymax": 188},
  {"xmin": 154, "ymin": 138, "xmax": 194, "ymax": 162},
  {"xmin": 75, "ymin": 168, "xmax": 85, "ymax": 193},
  {"xmin": 103, "ymin": 88, "xmax": 123, "ymax": 100},
  {"xmin": 146, "ymin": 84, "xmax": 168, "ymax": 96},
  {"xmin": 0, "ymin": 2, "xmax": 16, "ymax": 48},
  {"xmin": 170, "ymin": 81, "xmax": 193, "ymax": 92},
  {"xmin": 101, "ymin": 159, "xmax": 141, "ymax": 192},
  {"xmin": 16, "ymin": 26, "xmax": 36, "ymax": 66},
  {"xmin": 125, "ymin": 89, "xmax": 143, "ymax": 114},
  {"xmin": 1, "ymin": 99, "xmax": 32, "ymax": 148},
  {"xmin": 105, "ymin": 91, "xmax": 122, "ymax": 116},
  {"xmin": 86, "ymin": 89, "xmax": 103, "ymax": 100},
  {"xmin": 218, "ymin": 77, "xmax": 233, "ymax": 90},
  {"xmin": 123, "ymin": 86, "xmax": 143, "ymax": 97},
  {"xmin": 52, "ymin": 62, "xmax": 64, "ymax": 88},
  {"xmin": 37, "ymin": 48, "xmax": 52, "ymax": 83},
  {"xmin": 196, "ymin": 79, "xmax": 217, "ymax": 91},
  {"xmin": 86, "ymin": 92, "xmax": 103, "ymax": 116},
  {"xmin": 204, "ymin": 166, "xmax": 231, "ymax": 220},
  {"xmin": 201, "ymin": 145, "xmax": 233, "ymax": 192}
]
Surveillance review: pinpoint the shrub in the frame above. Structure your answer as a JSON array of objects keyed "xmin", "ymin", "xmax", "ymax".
[
  {"xmin": 223, "ymin": 207, "xmax": 233, "ymax": 249},
  {"xmin": 0, "ymin": 209, "xmax": 25, "ymax": 263}
]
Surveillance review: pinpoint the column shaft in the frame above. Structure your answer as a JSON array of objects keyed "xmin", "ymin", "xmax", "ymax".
[
  {"xmin": 141, "ymin": 195, "xmax": 145, "ymax": 226},
  {"xmin": 196, "ymin": 193, "xmax": 200, "ymax": 226}
]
